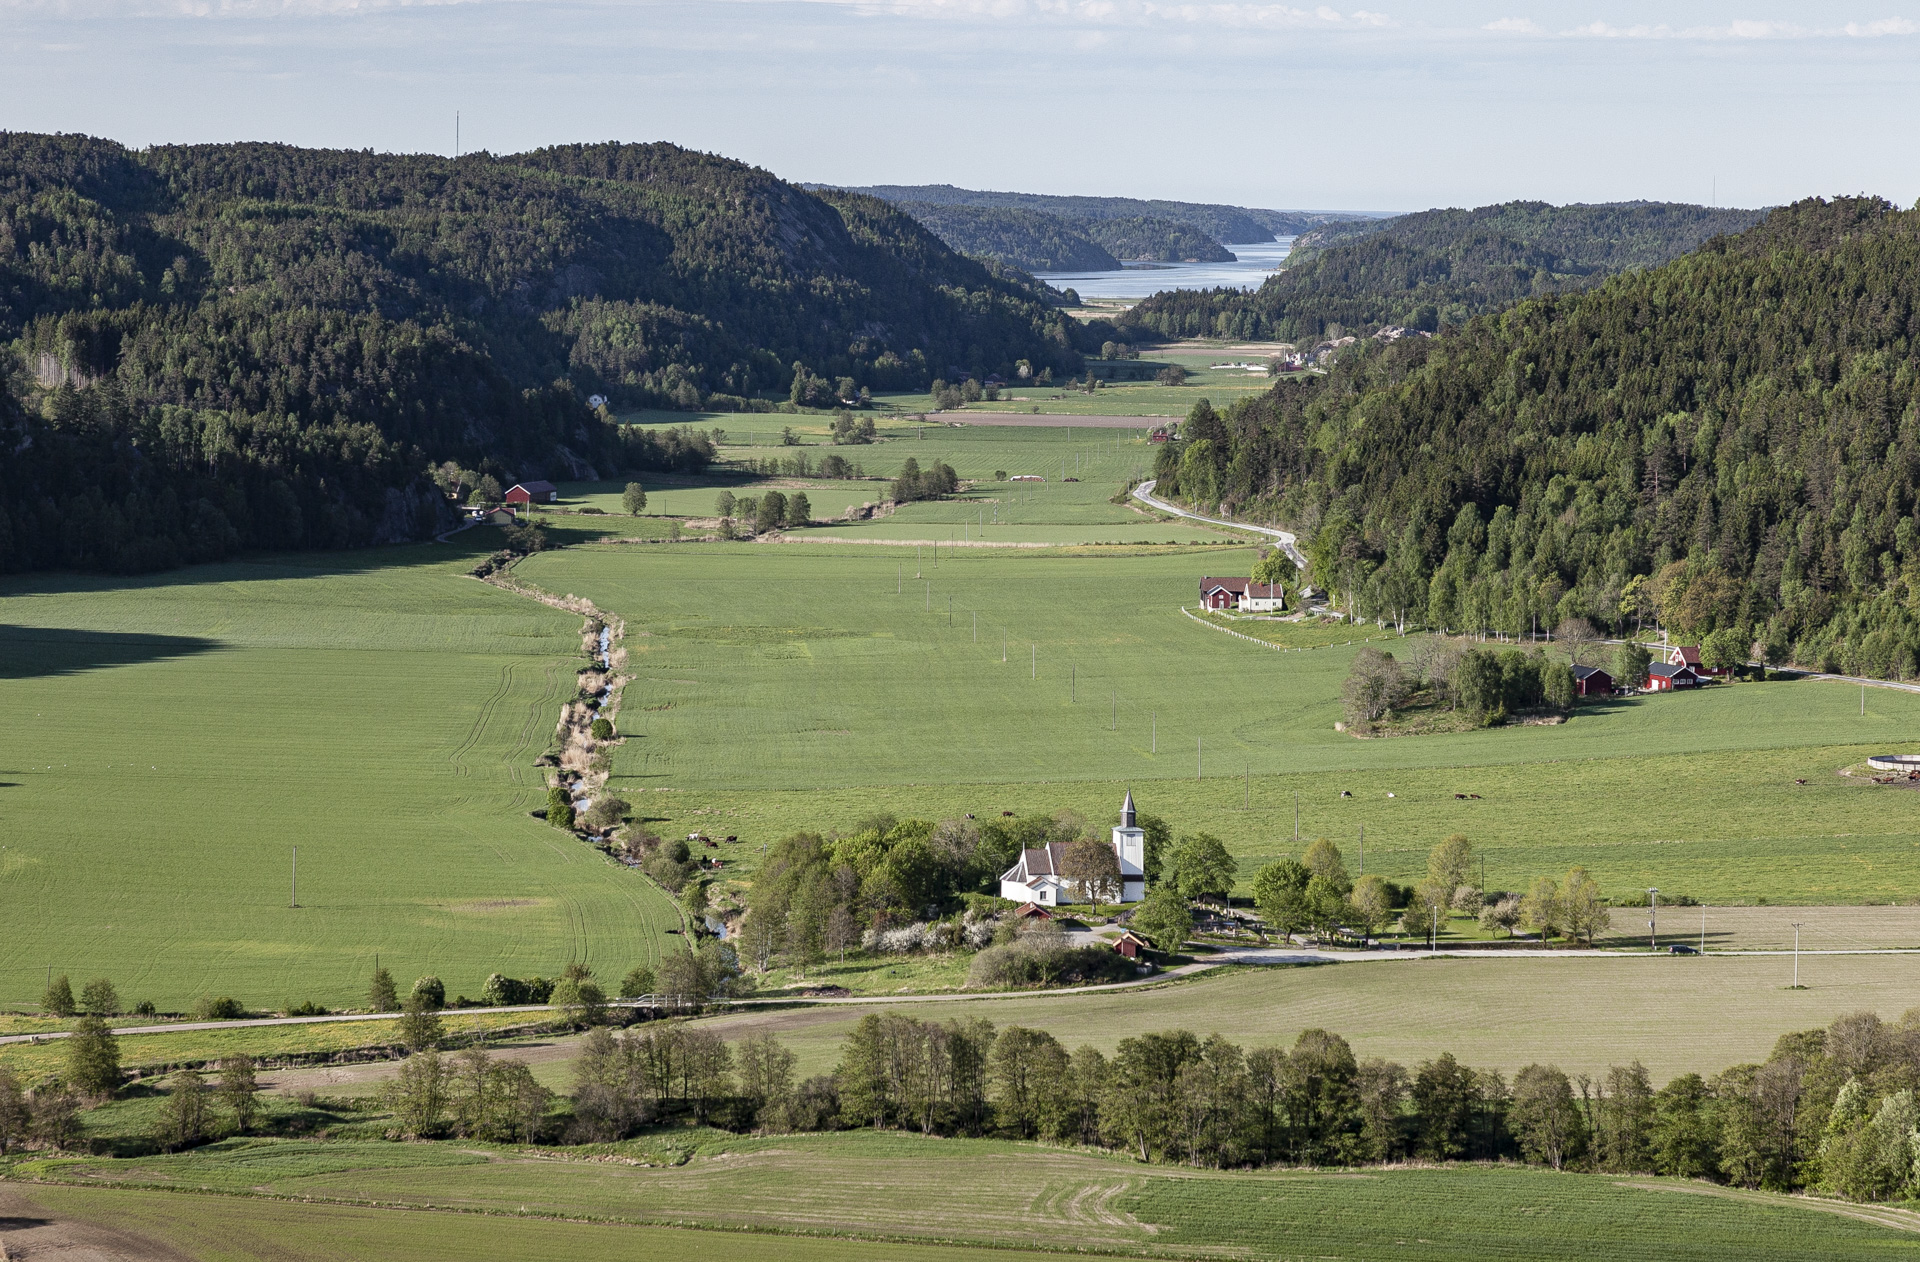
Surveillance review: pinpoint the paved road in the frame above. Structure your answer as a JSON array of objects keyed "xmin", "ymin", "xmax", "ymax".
[
  {"xmin": 14, "ymin": 941, "xmax": 1919, "ymax": 1045},
  {"xmin": 1133, "ymin": 479, "xmax": 1309, "ymax": 570}
]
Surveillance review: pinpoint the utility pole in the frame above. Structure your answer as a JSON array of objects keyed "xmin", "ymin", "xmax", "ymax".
[
  {"xmin": 1197, "ymin": 737, "xmax": 1202, "ymax": 781},
  {"xmin": 291, "ymin": 846, "xmax": 299, "ymax": 908},
  {"xmin": 1293, "ymin": 792, "xmax": 1299, "ymax": 843},
  {"xmin": 1648, "ymin": 888, "xmax": 1658, "ymax": 950},
  {"xmin": 1791, "ymin": 922, "xmax": 1805, "ymax": 988}
]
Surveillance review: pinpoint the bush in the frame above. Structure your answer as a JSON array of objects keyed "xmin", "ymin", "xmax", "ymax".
[
  {"xmin": 133, "ymin": 1000, "xmax": 158, "ymax": 1017},
  {"xmin": 194, "ymin": 996, "xmax": 245, "ymax": 1020},
  {"xmin": 481, "ymin": 972, "xmax": 529, "ymax": 1006},
  {"xmin": 1155, "ymin": 365, "xmax": 1189, "ymax": 386},
  {"xmin": 411, "ymin": 976, "xmax": 446, "ymax": 1010},
  {"xmin": 590, "ymin": 717, "xmax": 614, "ymax": 741},
  {"xmin": 286, "ymin": 1000, "xmax": 330, "ymax": 1016},
  {"xmin": 546, "ymin": 785, "xmax": 576, "ymax": 830},
  {"xmin": 619, "ymin": 965, "xmax": 656, "ymax": 998},
  {"xmin": 968, "ymin": 941, "xmax": 1132, "ymax": 989}
]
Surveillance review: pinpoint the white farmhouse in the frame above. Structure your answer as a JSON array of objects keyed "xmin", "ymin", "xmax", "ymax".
[{"xmin": 999, "ymin": 790, "xmax": 1148, "ymax": 906}]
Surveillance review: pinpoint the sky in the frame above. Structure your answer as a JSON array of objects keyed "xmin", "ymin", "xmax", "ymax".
[{"xmin": 3, "ymin": 0, "xmax": 1917, "ymax": 212}]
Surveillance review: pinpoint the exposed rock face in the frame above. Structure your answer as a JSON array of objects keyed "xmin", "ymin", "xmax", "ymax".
[{"xmin": 372, "ymin": 480, "xmax": 458, "ymax": 544}]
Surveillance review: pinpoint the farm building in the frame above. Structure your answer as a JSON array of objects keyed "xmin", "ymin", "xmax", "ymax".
[
  {"xmin": 1148, "ymin": 426, "xmax": 1173, "ymax": 443},
  {"xmin": 1000, "ymin": 790, "xmax": 1147, "ymax": 906},
  {"xmin": 1667, "ymin": 644, "xmax": 1728, "ymax": 677},
  {"xmin": 505, "ymin": 480, "xmax": 558, "ymax": 505},
  {"xmin": 1571, "ymin": 664, "xmax": 1615, "ymax": 697},
  {"xmin": 1199, "ymin": 578, "xmax": 1283, "ymax": 612},
  {"xmin": 1112, "ymin": 930, "xmax": 1151, "ymax": 959},
  {"xmin": 1645, "ymin": 662, "xmax": 1702, "ymax": 691},
  {"xmin": 475, "ymin": 505, "xmax": 518, "ymax": 526}
]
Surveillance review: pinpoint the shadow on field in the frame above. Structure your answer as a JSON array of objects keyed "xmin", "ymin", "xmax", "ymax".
[
  {"xmin": 0, "ymin": 625, "xmax": 220, "ymax": 679},
  {"xmin": 0, "ymin": 521, "xmax": 634, "ymax": 601}
]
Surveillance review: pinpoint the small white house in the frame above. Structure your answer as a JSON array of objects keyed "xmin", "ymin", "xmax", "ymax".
[{"xmin": 1000, "ymin": 790, "xmax": 1147, "ymax": 905}]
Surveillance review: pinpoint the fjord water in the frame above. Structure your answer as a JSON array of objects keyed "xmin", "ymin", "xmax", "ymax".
[{"xmin": 1036, "ymin": 236, "xmax": 1294, "ymax": 299}]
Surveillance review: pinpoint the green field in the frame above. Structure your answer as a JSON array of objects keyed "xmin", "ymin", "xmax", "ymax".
[
  {"xmin": 513, "ymin": 537, "xmax": 1920, "ymax": 902},
  {"xmin": 14, "ymin": 1131, "xmax": 1918, "ymax": 1260},
  {"xmin": 0, "ymin": 537, "xmax": 680, "ymax": 1012},
  {"xmin": 0, "ymin": 1183, "xmax": 1080, "ymax": 1262},
  {"xmin": 692, "ymin": 953, "xmax": 1920, "ymax": 1081}
]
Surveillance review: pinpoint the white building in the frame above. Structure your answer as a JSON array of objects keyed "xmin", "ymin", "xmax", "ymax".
[{"xmin": 999, "ymin": 790, "xmax": 1147, "ymax": 906}]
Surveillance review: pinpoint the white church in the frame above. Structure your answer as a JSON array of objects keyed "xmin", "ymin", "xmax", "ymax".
[{"xmin": 998, "ymin": 790, "xmax": 1148, "ymax": 906}]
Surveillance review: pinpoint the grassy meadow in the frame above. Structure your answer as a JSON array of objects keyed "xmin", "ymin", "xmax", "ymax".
[
  {"xmin": 692, "ymin": 953, "xmax": 1920, "ymax": 1082},
  {"xmin": 514, "ymin": 534, "xmax": 1920, "ymax": 903},
  {"xmin": 0, "ymin": 534, "xmax": 680, "ymax": 1012},
  {"xmin": 14, "ymin": 1131, "xmax": 1919, "ymax": 1260}
]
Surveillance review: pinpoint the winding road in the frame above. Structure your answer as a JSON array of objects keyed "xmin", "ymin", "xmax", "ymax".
[{"xmin": 1132, "ymin": 479, "xmax": 1309, "ymax": 570}]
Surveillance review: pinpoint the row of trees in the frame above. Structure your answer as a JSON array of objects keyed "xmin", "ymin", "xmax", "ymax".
[
  {"xmin": 548, "ymin": 1005, "xmax": 1920, "ymax": 1201},
  {"xmin": 1152, "ymin": 199, "xmax": 1920, "ymax": 678},
  {"xmin": 712, "ymin": 488, "xmax": 812, "ymax": 533}
]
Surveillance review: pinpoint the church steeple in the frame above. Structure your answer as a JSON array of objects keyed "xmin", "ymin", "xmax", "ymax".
[{"xmin": 1120, "ymin": 788, "xmax": 1136, "ymax": 830}]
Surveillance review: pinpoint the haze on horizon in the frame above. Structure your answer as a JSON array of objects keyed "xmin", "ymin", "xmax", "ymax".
[{"xmin": 3, "ymin": 0, "xmax": 1917, "ymax": 213}]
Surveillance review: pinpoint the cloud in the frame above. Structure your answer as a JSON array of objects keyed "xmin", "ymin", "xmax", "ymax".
[
  {"xmin": 777, "ymin": 0, "xmax": 1392, "ymax": 24},
  {"xmin": 1562, "ymin": 15, "xmax": 1920, "ymax": 41},
  {"xmin": 1483, "ymin": 16, "xmax": 1542, "ymax": 34}
]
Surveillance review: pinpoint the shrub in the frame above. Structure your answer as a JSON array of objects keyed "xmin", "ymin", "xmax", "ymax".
[
  {"xmin": 285, "ymin": 1000, "xmax": 330, "ymax": 1017},
  {"xmin": 481, "ymin": 973, "xmax": 529, "ymax": 1006},
  {"xmin": 411, "ymin": 976, "xmax": 446, "ymax": 1010},
  {"xmin": 619, "ymin": 965, "xmax": 656, "ymax": 998},
  {"xmin": 590, "ymin": 717, "xmax": 614, "ymax": 741},
  {"xmin": 194, "ymin": 997, "xmax": 245, "ymax": 1021},
  {"xmin": 133, "ymin": 1000, "xmax": 157, "ymax": 1017}
]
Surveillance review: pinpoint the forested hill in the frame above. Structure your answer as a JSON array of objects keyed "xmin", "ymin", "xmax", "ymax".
[
  {"xmin": 1153, "ymin": 197, "xmax": 1920, "ymax": 678},
  {"xmin": 893, "ymin": 202, "xmax": 1122, "ymax": 271},
  {"xmin": 1123, "ymin": 201, "xmax": 1764, "ymax": 343},
  {"xmin": 0, "ymin": 135, "xmax": 1090, "ymax": 573},
  {"xmin": 831, "ymin": 183, "xmax": 1365, "ymax": 245}
]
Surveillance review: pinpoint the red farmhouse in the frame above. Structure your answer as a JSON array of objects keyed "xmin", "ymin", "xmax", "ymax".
[
  {"xmin": 1645, "ymin": 662, "xmax": 1702, "ymax": 691},
  {"xmin": 504, "ymin": 480, "xmax": 558, "ymax": 505},
  {"xmin": 1668, "ymin": 645, "xmax": 1728, "ymax": 677},
  {"xmin": 1199, "ymin": 578, "xmax": 1283, "ymax": 611}
]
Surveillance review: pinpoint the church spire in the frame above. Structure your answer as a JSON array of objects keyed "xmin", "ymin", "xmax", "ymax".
[{"xmin": 1120, "ymin": 788, "xmax": 1136, "ymax": 829}]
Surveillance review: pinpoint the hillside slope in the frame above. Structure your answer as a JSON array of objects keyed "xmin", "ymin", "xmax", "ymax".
[
  {"xmin": 0, "ymin": 136, "xmax": 1090, "ymax": 572},
  {"xmin": 1153, "ymin": 197, "xmax": 1920, "ymax": 677},
  {"xmin": 1124, "ymin": 200, "xmax": 1764, "ymax": 342},
  {"xmin": 894, "ymin": 201, "xmax": 1121, "ymax": 271}
]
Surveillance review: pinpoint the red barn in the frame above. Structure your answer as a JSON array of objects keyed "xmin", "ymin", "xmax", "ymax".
[
  {"xmin": 1113, "ymin": 930, "xmax": 1151, "ymax": 959},
  {"xmin": 1571, "ymin": 664, "xmax": 1615, "ymax": 697},
  {"xmin": 504, "ymin": 480, "xmax": 558, "ymax": 505},
  {"xmin": 1201, "ymin": 577, "xmax": 1248, "ymax": 609}
]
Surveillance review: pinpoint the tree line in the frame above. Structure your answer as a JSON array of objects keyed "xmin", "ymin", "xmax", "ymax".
[
  {"xmin": 1154, "ymin": 198, "xmax": 1920, "ymax": 678},
  {"xmin": 538, "ymin": 1005, "xmax": 1920, "ymax": 1204}
]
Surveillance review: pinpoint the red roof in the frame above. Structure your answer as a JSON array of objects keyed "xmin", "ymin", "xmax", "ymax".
[
  {"xmin": 1200, "ymin": 578, "xmax": 1282, "ymax": 599},
  {"xmin": 1670, "ymin": 646, "xmax": 1702, "ymax": 666}
]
